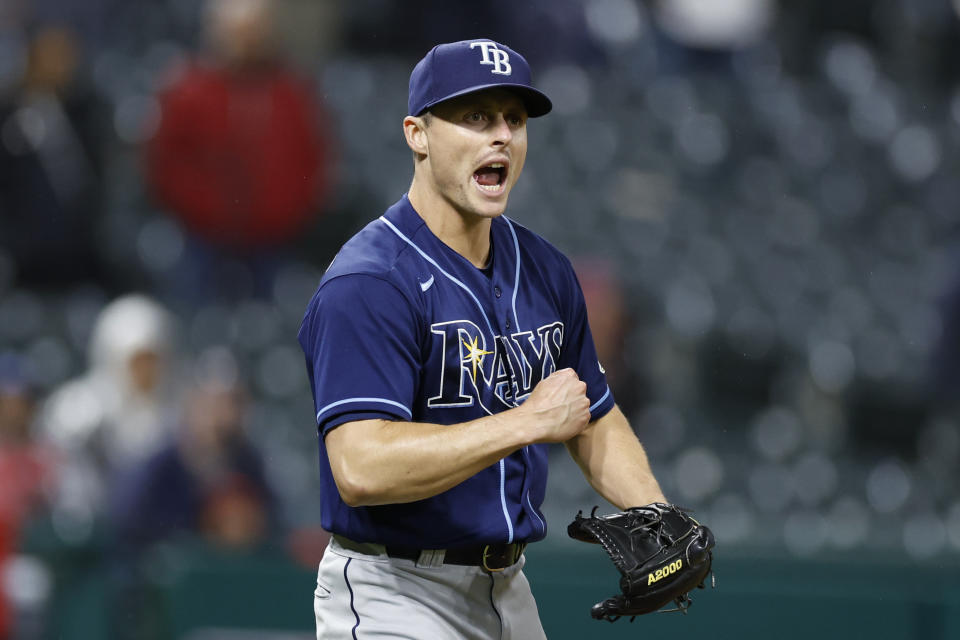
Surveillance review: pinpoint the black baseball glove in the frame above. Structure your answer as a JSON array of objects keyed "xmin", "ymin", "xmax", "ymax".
[{"xmin": 567, "ymin": 503, "xmax": 715, "ymax": 621}]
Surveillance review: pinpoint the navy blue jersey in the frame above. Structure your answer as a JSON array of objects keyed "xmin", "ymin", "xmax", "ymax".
[{"xmin": 298, "ymin": 195, "xmax": 614, "ymax": 547}]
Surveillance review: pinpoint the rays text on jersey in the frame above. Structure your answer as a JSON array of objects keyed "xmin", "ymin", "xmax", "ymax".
[{"xmin": 428, "ymin": 319, "xmax": 564, "ymax": 413}]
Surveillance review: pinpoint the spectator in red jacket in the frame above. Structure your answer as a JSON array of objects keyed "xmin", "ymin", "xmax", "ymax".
[
  {"xmin": 0, "ymin": 354, "xmax": 57, "ymax": 637},
  {"xmin": 146, "ymin": 0, "xmax": 334, "ymax": 302}
]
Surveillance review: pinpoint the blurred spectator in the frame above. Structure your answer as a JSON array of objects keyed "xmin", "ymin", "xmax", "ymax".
[
  {"xmin": 40, "ymin": 294, "xmax": 179, "ymax": 526},
  {"xmin": 0, "ymin": 23, "xmax": 110, "ymax": 290},
  {"xmin": 573, "ymin": 257, "xmax": 646, "ymax": 417},
  {"xmin": 101, "ymin": 347, "xmax": 275, "ymax": 640},
  {"xmin": 271, "ymin": 0, "xmax": 343, "ymax": 71},
  {"xmin": 110, "ymin": 346, "xmax": 278, "ymax": 553},
  {"xmin": 145, "ymin": 0, "xmax": 334, "ymax": 303},
  {"xmin": 929, "ymin": 256, "xmax": 960, "ymax": 412},
  {"xmin": 0, "ymin": 354, "xmax": 56, "ymax": 638}
]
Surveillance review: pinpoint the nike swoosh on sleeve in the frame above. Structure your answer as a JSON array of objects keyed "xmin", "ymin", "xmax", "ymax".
[{"xmin": 420, "ymin": 275, "xmax": 435, "ymax": 292}]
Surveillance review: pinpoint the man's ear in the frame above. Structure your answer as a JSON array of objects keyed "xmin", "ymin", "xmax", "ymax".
[{"xmin": 403, "ymin": 115, "xmax": 429, "ymax": 158}]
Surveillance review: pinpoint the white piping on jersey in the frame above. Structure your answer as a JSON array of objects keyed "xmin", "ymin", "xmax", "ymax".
[
  {"xmin": 502, "ymin": 216, "xmax": 522, "ymax": 332},
  {"xmin": 316, "ymin": 397, "xmax": 412, "ymax": 422},
  {"xmin": 499, "ymin": 459, "xmax": 514, "ymax": 543},
  {"xmin": 589, "ymin": 386, "xmax": 611, "ymax": 413},
  {"xmin": 379, "ymin": 214, "xmax": 514, "ymax": 542},
  {"xmin": 378, "ymin": 216, "xmax": 496, "ymax": 337},
  {"xmin": 525, "ymin": 489, "xmax": 545, "ymax": 535}
]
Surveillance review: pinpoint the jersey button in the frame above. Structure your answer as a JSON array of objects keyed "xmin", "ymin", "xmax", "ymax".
[
  {"xmin": 494, "ymin": 286, "xmax": 502, "ymax": 298},
  {"xmin": 505, "ymin": 318, "xmax": 511, "ymax": 330}
]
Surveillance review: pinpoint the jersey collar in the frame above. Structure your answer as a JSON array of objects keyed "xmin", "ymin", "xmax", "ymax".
[{"xmin": 386, "ymin": 194, "xmax": 508, "ymax": 273}]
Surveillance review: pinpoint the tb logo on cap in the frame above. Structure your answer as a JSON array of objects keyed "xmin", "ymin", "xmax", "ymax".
[{"xmin": 470, "ymin": 41, "xmax": 512, "ymax": 76}]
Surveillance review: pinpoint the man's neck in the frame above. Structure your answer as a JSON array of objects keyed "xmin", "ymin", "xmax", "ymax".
[{"xmin": 408, "ymin": 180, "xmax": 493, "ymax": 269}]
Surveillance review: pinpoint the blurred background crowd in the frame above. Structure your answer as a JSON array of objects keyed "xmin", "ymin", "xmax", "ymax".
[{"xmin": 1, "ymin": 0, "xmax": 960, "ymax": 637}]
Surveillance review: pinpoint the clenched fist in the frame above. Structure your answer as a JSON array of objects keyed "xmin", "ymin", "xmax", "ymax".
[{"xmin": 520, "ymin": 368, "xmax": 592, "ymax": 443}]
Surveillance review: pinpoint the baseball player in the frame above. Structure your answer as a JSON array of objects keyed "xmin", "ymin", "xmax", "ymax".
[{"xmin": 298, "ymin": 38, "xmax": 667, "ymax": 639}]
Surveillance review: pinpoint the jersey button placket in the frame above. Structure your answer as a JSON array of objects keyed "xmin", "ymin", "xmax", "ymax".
[{"xmin": 492, "ymin": 283, "xmax": 510, "ymax": 331}]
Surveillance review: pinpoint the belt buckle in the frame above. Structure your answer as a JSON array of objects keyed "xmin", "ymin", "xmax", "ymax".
[
  {"xmin": 482, "ymin": 545, "xmax": 504, "ymax": 572},
  {"xmin": 482, "ymin": 543, "xmax": 525, "ymax": 572}
]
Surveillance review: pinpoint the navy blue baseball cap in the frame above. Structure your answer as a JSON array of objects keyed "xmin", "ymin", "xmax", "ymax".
[{"xmin": 408, "ymin": 39, "xmax": 552, "ymax": 118}]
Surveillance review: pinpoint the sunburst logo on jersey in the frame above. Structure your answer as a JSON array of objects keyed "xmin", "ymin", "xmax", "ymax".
[{"xmin": 461, "ymin": 335, "xmax": 494, "ymax": 383}]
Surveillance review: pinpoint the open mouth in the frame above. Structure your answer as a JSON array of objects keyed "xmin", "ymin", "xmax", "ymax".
[{"xmin": 472, "ymin": 162, "xmax": 508, "ymax": 193}]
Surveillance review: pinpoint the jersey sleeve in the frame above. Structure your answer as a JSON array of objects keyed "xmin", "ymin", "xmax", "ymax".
[
  {"xmin": 558, "ymin": 260, "xmax": 616, "ymax": 421},
  {"xmin": 298, "ymin": 273, "xmax": 422, "ymax": 434}
]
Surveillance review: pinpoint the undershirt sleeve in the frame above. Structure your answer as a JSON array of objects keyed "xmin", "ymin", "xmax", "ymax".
[{"xmin": 298, "ymin": 273, "xmax": 422, "ymax": 434}]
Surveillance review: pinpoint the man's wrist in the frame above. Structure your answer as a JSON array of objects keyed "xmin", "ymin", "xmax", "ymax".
[{"xmin": 498, "ymin": 403, "xmax": 541, "ymax": 447}]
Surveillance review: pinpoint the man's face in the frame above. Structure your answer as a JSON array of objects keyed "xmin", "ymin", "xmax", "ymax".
[
  {"xmin": 421, "ymin": 89, "xmax": 528, "ymax": 221},
  {"xmin": 127, "ymin": 349, "xmax": 164, "ymax": 394}
]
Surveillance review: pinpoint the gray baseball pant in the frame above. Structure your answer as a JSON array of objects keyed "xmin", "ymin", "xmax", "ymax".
[{"xmin": 314, "ymin": 535, "xmax": 548, "ymax": 639}]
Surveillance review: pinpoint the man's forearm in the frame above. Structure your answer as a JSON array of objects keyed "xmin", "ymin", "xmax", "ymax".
[
  {"xmin": 325, "ymin": 411, "xmax": 533, "ymax": 507},
  {"xmin": 565, "ymin": 404, "xmax": 666, "ymax": 509},
  {"xmin": 324, "ymin": 368, "xmax": 593, "ymax": 507}
]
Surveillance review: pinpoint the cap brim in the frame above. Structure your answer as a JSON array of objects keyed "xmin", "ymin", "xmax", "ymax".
[{"xmin": 417, "ymin": 83, "xmax": 553, "ymax": 118}]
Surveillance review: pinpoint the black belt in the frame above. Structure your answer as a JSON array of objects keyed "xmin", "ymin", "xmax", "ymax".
[{"xmin": 385, "ymin": 542, "xmax": 527, "ymax": 572}]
